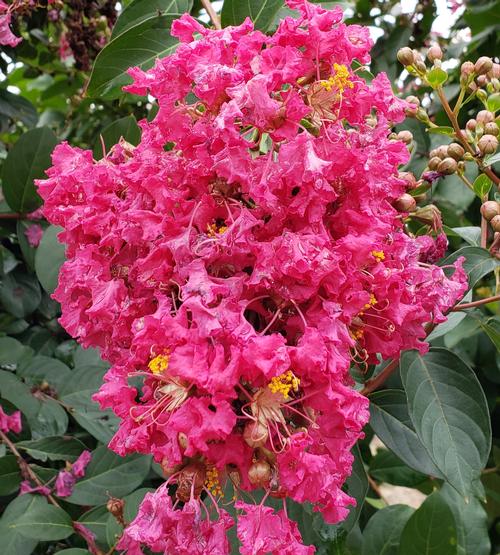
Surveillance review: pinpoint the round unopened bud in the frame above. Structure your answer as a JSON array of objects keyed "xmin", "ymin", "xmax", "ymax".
[
  {"xmin": 475, "ymin": 56, "xmax": 493, "ymax": 76},
  {"xmin": 481, "ymin": 201, "xmax": 500, "ymax": 221},
  {"xmin": 428, "ymin": 156, "xmax": 442, "ymax": 170},
  {"xmin": 447, "ymin": 143, "xmax": 465, "ymax": 160},
  {"xmin": 476, "ymin": 75, "xmax": 488, "ymax": 87},
  {"xmin": 428, "ymin": 45, "xmax": 443, "ymax": 62},
  {"xmin": 397, "ymin": 47, "xmax": 415, "ymax": 66},
  {"xmin": 477, "ymin": 110, "xmax": 494, "ymax": 124},
  {"xmin": 248, "ymin": 460, "xmax": 272, "ymax": 487},
  {"xmin": 399, "ymin": 171, "xmax": 418, "ymax": 190},
  {"xmin": 107, "ymin": 497, "xmax": 125, "ymax": 521},
  {"xmin": 491, "ymin": 63, "xmax": 500, "ymax": 80},
  {"xmin": 436, "ymin": 145, "xmax": 449, "ymax": 159},
  {"xmin": 243, "ymin": 420, "xmax": 268, "ymax": 448},
  {"xmin": 466, "ymin": 118, "xmax": 477, "ymax": 131},
  {"xmin": 406, "ymin": 95, "xmax": 420, "ymax": 107},
  {"xmin": 461, "ymin": 61, "xmax": 475, "ymax": 76},
  {"xmin": 393, "ymin": 193, "xmax": 417, "ymax": 212},
  {"xmin": 490, "ymin": 215, "xmax": 500, "ymax": 233},
  {"xmin": 397, "ymin": 130, "xmax": 413, "ymax": 144},
  {"xmin": 416, "ymin": 107, "xmax": 430, "ymax": 123},
  {"xmin": 484, "ymin": 122, "xmax": 499, "ymax": 136},
  {"xmin": 437, "ymin": 157, "xmax": 458, "ymax": 175},
  {"xmin": 478, "ymin": 134, "xmax": 498, "ymax": 155},
  {"xmin": 476, "ymin": 89, "xmax": 488, "ymax": 103},
  {"xmin": 414, "ymin": 60, "xmax": 427, "ymax": 73}
]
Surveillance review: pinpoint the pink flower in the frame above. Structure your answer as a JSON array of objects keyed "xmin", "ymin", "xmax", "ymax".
[
  {"xmin": 72, "ymin": 449, "xmax": 92, "ymax": 477},
  {"xmin": 55, "ymin": 450, "xmax": 92, "ymax": 497},
  {"xmin": 24, "ymin": 223, "xmax": 43, "ymax": 247},
  {"xmin": 236, "ymin": 501, "xmax": 315, "ymax": 554},
  {"xmin": 0, "ymin": 1, "xmax": 22, "ymax": 47},
  {"xmin": 0, "ymin": 406, "xmax": 22, "ymax": 434},
  {"xmin": 19, "ymin": 480, "xmax": 51, "ymax": 497}
]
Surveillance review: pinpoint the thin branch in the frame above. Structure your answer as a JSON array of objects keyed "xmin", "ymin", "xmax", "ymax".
[
  {"xmin": 451, "ymin": 294, "xmax": 500, "ymax": 311},
  {"xmin": 200, "ymin": 0, "xmax": 222, "ymax": 30},
  {"xmin": 0, "ymin": 212, "xmax": 23, "ymax": 220},
  {"xmin": 361, "ymin": 359, "xmax": 399, "ymax": 396},
  {"xmin": 367, "ymin": 474, "xmax": 389, "ymax": 505}
]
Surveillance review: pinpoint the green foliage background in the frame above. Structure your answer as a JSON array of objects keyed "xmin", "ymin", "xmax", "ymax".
[{"xmin": 0, "ymin": 1, "xmax": 499, "ymax": 553}]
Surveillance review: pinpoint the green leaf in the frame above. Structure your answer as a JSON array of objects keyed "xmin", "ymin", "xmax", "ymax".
[
  {"xmin": 66, "ymin": 445, "xmax": 151, "ymax": 505},
  {"xmin": 93, "ymin": 115, "xmax": 141, "ymax": 159},
  {"xmin": 399, "ymin": 491, "xmax": 457, "ymax": 555},
  {"xmin": 221, "ymin": 0, "xmax": 284, "ymax": 31},
  {"xmin": 60, "ymin": 364, "xmax": 118, "ymax": 443},
  {"xmin": 0, "ymin": 127, "xmax": 58, "ymax": 213},
  {"xmin": 486, "ymin": 92, "xmax": 500, "ymax": 113},
  {"xmin": 0, "ymin": 270, "xmax": 41, "ymax": 318},
  {"xmin": 12, "ymin": 500, "xmax": 73, "ymax": 541},
  {"xmin": 15, "ymin": 436, "xmax": 86, "ymax": 462},
  {"xmin": 56, "ymin": 550, "xmax": 92, "ymax": 555},
  {"xmin": 447, "ymin": 226, "xmax": 481, "ymax": 246},
  {"xmin": 0, "ymin": 336, "xmax": 33, "ymax": 368},
  {"xmin": 35, "ymin": 225, "xmax": 65, "ymax": 294},
  {"xmin": 478, "ymin": 316, "xmax": 500, "ymax": 350},
  {"xmin": 16, "ymin": 220, "xmax": 38, "ymax": 270},
  {"xmin": 370, "ymin": 389, "xmax": 444, "ymax": 478},
  {"xmin": 440, "ymin": 483, "xmax": 490, "ymax": 555},
  {"xmin": 484, "ymin": 151, "xmax": 500, "ymax": 167},
  {"xmin": 17, "ymin": 355, "xmax": 72, "ymax": 394},
  {"xmin": 342, "ymin": 444, "xmax": 368, "ymax": 533},
  {"xmin": 426, "ymin": 67, "xmax": 448, "ymax": 88},
  {"xmin": 77, "ymin": 505, "xmax": 110, "ymax": 548},
  {"xmin": 440, "ymin": 246, "xmax": 500, "ymax": 290},
  {"xmin": 362, "ymin": 504, "xmax": 414, "ymax": 555},
  {"xmin": 0, "ymin": 370, "xmax": 68, "ymax": 439},
  {"xmin": 427, "ymin": 290, "xmax": 472, "ymax": 342},
  {"xmin": 87, "ymin": 15, "xmax": 179, "ymax": 99},
  {"xmin": 0, "ymin": 89, "xmax": 38, "ymax": 127},
  {"xmin": 369, "ymin": 450, "xmax": 427, "ymax": 487},
  {"xmin": 472, "ymin": 173, "xmax": 493, "ymax": 199},
  {"xmin": 0, "ymin": 455, "xmax": 22, "ymax": 496},
  {"xmin": 112, "ymin": 0, "xmax": 192, "ymax": 38},
  {"xmin": 0, "ymin": 495, "xmax": 41, "ymax": 555},
  {"xmin": 427, "ymin": 125, "xmax": 454, "ymax": 135},
  {"xmin": 400, "ymin": 348, "xmax": 491, "ymax": 497}
]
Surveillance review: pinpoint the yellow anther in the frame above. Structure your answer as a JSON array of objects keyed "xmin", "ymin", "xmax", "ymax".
[
  {"xmin": 205, "ymin": 466, "xmax": 223, "ymax": 497},
  {"xmin": 349, "ymin": 329, "xmax": 364, "ymax": 340},
  {"xmin": 148, "ymin": 352, "xmax": 170, "ymax": 375},
  {"xmin": 371, "ymin": 250, "xmax": 385, "ymax": 263},
  {"xmin": 363, "ymin": 293, "xmax": 377, "ymax": 309},
  {"xmin": 268, "ymin": 370, "xmax": 300, "ymax": 400},
  {"xmin": 320, "ymin": 63, "xmax": 354, "ymax": 93},
  {"xmin": 207, "ymin": 222, "xmax": 228, "ymax": 238}
]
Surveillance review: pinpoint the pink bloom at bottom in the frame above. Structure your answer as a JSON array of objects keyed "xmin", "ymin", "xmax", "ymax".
[
  {"xmin": 19, "ymin": 480, "xmax": 51, "ymax": 497},
  {"xmin": 235, "ymin": 501, "xmax": 315, "ymax": 555},
  {"xmin": 0, "ymin": 406, "xmax": 22, "ymax": 434},
  {"xmin": 24, "ymin": 223, "xmax": 43, "ymax": 247}
]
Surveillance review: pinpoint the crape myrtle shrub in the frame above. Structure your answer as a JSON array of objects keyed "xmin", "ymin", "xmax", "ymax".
[{"xmin": 0, "ymin": 0, "xmax": 499, "ymax": 554}]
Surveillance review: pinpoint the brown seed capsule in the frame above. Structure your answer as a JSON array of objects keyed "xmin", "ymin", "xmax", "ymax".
[
  {"xmin": 107, "ymin": 498, "xmax": 125, "ymax": 525},
  {"xmin": 243, "ymin": 420, "xmax": 268, "ymax": 448},
  {"xmin": 428, "ymin": 45, "xmax": 443, "ymax": 62},
  {"xmin": 447, "ymin": 143, "xmax": 465, "ymax": 160},
  {"xmin": 490, "ymin": 215, "xmax": 500, "ymax": 233},
  {"xmin": 475, "ymin": 56, "xmax": 493, "ymax": 76},
  {"xmin": 461, "ymin": 61, "xmax": 475, "ymax": 76},
  {"xmin": 484, "ymin": 122, "xmax": 499, "ymax": 137},
  {"xmin": 428, "ymin": 156, "xmax": 442, "ymax": 171},
  {"xmin": 393, "ymin": 193, "xmax": 417, "ymax": 212},
  {"xmin": 176, "ymin": 463, "xmax": 206, "ymax": 502},
  {"xmin": 437, "ymin": 157, "xmax": 458, "ymax": 175},
  {"xmin": 436, "ymin": 145, "xmax": 449, "ymax": 159},
  {"xmin": 476, "ymin": 110, "xmax": 494, "ymax": 124},
  {"xmin": 466, "ymin": 118, "xmax": 477, "ymax": 131},
  {"xmin": 248, "ymin": 460, "xmax": 272, "ymax": 487},
  {"xmin": 478, "ymin": 134, "xmax": 498, "ymax": 155},
  {"xmin": 397, "ymin": 130, "xmax": 413, "ymax": 144},
  {"xmin": 476, "ymin": 75, "xmax": 488, "ymax": 87},
  {"xmin": 397, "ymin": 47, "xmax": 415, "ymax": 66},
  {"xmin": 481, "ymin": 201, "xmax": 500, "ymax": 221}
]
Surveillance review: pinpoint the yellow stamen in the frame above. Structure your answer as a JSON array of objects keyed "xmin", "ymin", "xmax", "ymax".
[
  {"xmin": 205, "ymin": 466, "xmax": 223, "ymax": 497},
  {"xmin": 320, "ymin": 63, "xmax": 354, "ymax": 93},
  {"xmin": 349, "ymin": 329, "xmax": 364, "ymax": 340},
  {"xmin": 207, "ymin": 222, "xmax": 228, "ymax": 238},
  {"xmin": 371, "ymin": 250, "xmax": 385, "ymax": 263},
  {"xmin": 268, "ymin": 370, "xmax": 300, "ymax": 400},
  {"xmin": 363, "ymin": 293, "xmax": 377, "ymax": 310},
  {"xmin": 148, "ymin": 352, "xmax": 170, "ymax": 375}
]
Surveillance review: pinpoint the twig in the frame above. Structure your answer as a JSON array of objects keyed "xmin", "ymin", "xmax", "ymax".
[
  {"xmin": 200, "ymin": 0, "xmax": 221, "ymax": 30},
  {"xmin": 451, "ymin": 294, "xmax": 500, "ymax": 310},
  {"xmin": 0, "ymin": 213, "xmax": 23, "ymax": 220},
  {"xmin": 367, "ymin": 475, "xmax": 389, "ymax": 505},
  {"xmin": 361, "ymin": 359, "xmax": 399, "ymax": 396}
]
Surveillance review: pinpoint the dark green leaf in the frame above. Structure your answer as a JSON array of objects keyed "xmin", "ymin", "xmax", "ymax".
[
  {"xmin": 369, "ymin": 450, "xmax": 427, "ymax": 487},
  {"xmin": 16, "ymin": 220, "xmax": 38, "ymax": 270},
  {"xmin": 484, "ymin": 152, "xmax": 500, "ymax": 167},
  {"xmin": 473, "ymin": 174, "xmax": 493, "ymax": 199},
  {"xmin": 93, "ymin": 115, "xmax": 141, "ymax": 159},
  {"xmin": 87, "ymin": 15, "xmax": 179, "ymax": 99},
  {"xmin": 0, "ymin": 336, "xmax": 33, "ymax": 367},
  {"xmin": 35, "ymin": 225, "xmax": 65, "ymax": 294},
  {"xmin": 0, "ymin": 270, "xmax": 41, "ymax": 318},
  {"xmin": 0, "ymin": 89, "xmax": 38, "ymax": 127},
  {"xmin": 370, "ymin": 389, "xmax": 444, "ymax": 478},
  {"xmin": 17, "ymin": 355, "xmax": 72, "ymax": 393},
  {"xmin": 342, "ymin": 444, "xmax": 368, "ymax": 533},
  {"xmin": 0, "ymin": 495, "xmax": 41, "ymax": 555},
  {"xmin": 1, "ymin": 127, "xmax": 58, "ymax": 213},
  {"xmin": 440, "ymin": 246, "xmax": 500, "ymax": 290},
  {"xmin": 399, "ymin": 491, "xmax": 457, "ymax": 555},
  {"xmin": 67, "ymin": 445, "xmax": 151, "ymax": 505},
  {"xmin": 12, "ymin": 501, "xmax": 73, "ymax": 541},
  {"xmin": 77, "ymin": 505, "xmax": 110, "ymax": 548},
  {"xmin": 112, "ymin": 0, "xmax": 192, "ymax": 38},
  {"xmin": 56, "ymin": 550, "xmax": 92, "ymax": 555},
  {"xmin": 477, "ymin": 316, "xmax": 500, "ymax": 350},
  {"xmin": 400, "ymin": 348, "xmax": 491, "ymax": 497},
  {"xmin": 362, "ymin": 504, "xmax": 414, "ymax": 555},
  {"xmin": 447, "ymin": 226, "xmax": 481, "ymax": 246},
  {"xmin": 15, "ymin": 436, "xmax": 86, "ymax": 462},
  {"xmin": 0, "ymin": 455, "xmax": 22, "ymax": 496},
  {"xmin": 221, "ymin": 0, "xmax": 284, "ymax": 31}
]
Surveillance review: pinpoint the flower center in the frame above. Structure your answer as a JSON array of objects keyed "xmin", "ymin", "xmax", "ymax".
[
  {"xmin": 371, "ymin": 250, "xmax": 385, "ymax": 263},
  {"xmin": 320, "ymin": 63, "xmax": 354, "ymax": 93},
  {"xmin": 148, "ymin": 352, "xmax": 170, "ymax": 375},
  {"xmin": 268, "ymin": 370, "xmax": 300, "ymax": 400}
]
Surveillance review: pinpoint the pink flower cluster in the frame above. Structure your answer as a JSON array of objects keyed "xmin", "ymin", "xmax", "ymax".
[
  {"xmin": 38, "ymin": 1, "xmax": 466, "ymax": 552},
  {"xmin": 0, "ymin": 406, "xmax": 21, "ymax": 434},
  {"xmin": 0, "ymin": 0, "xmax": 22, "ymax": 47}
]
